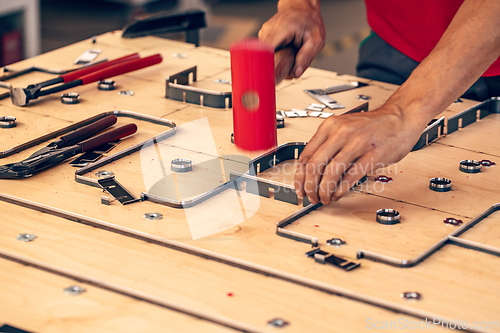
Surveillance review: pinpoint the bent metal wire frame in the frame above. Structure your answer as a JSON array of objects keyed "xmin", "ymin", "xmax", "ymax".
[{"xmin": 273, "ymin": 97, "xmax": 500, "ymax": 266}]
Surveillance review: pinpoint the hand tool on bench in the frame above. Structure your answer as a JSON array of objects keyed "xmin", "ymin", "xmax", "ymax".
[
  {"xmin": 27, "ymin": 114, "xmax": 118, "ymax": 160},
  {"xmin": 23, "ymin": 53, "xmax": 139, "ymax": 97},
  {"xmin": 11, "ymin": 53, "xmax": 162, "ymax": 106},
  {"xmin": 0, "ymin": 120, "xmax": 137, "ymax": 179},
  {"xmin": 0, "ymin": 57, "xmax": 109, "ymax": 100}
]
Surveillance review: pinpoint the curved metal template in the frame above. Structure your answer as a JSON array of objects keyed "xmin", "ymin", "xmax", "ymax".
[
  {"xmin": 248, "ymin": 142, "xmax": 307, "ymax": 176},
  {"xmin": 357, "ymin": 203, "xmax": 500, "ymax": 267},
  {"xmin": 143, "ymin": 142, "xmax": 311, "ymax": 209},
  {"xmin": 142, "ymin": 180, "xmax": 240, "ymax": 209},
  {"xmin": 276, "ymin": 202, "xmax": 323, "ymax": 246}
]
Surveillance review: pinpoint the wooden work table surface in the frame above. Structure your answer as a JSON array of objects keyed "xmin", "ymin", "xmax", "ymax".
[{"xmin": 0, "ymin": 32, "xmax": 499, "ymax": 333}]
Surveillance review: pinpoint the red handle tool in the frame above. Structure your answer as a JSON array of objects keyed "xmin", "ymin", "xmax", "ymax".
[
  {"xmin": 78, "ymin": 123, "xmax": 138, "ymax": 153},
  {"xmin": 62, "ymin": 53, "xmax": 140, "ymax": 82},
  {"xmin": 80, "ymin": 54, "xmax": 163, "ymax": 84}
]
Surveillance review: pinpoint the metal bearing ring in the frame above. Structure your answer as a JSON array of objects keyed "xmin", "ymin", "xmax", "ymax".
[
  {"xmin": 171, "ymin": 158, "xmax": 192, "ymax": 172},
  {"xmin": 61, "ymin": 92, "xmax": 80, "ymax": 104},
  {"xmin": 277, "ymin": 114, "xmax": 285, "ymax": 128},
  {"xmin": 401, "ymin": 292, "xmax": 421, "ymax": 300},
  {"xmin": 459, "ymin": 160, "xmax": 481, "ymax": 173},
  {"xmin": 429, "ymin": 177, "xmax": 452, "ymax": 192},
  {"xmin": 0, "ymin": 116, "xmax": 17, "ymax": 128},
  {"xmin": 376, "ymin": 208, "xmax": 400, "ymax": 225},
  {"xmin": 98, "ymin": 79, "xmax": 116, "ymax": 91}
]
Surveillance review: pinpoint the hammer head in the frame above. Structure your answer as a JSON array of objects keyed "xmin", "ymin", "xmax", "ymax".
[{"xmin": 11, "ymin": 88, "xmax": 29, "ymax": 107}]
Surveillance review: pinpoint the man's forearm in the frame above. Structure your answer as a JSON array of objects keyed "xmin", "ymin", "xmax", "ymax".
[{"xmin": 386, "ymin": 0, "xmax": 500, "ymax": 129}]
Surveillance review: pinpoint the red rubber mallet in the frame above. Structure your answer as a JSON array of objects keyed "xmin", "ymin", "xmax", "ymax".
[{"xmin": 230, "ymin": 38, "xmax": 277, "ymax": 151}]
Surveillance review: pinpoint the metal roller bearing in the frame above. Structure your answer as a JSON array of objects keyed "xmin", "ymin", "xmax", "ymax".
[
  {"xmin": 61, "ymin": 92, "xmax": 80, "ymax": 104},
  {"xmin": 171, "ymin": 158, "xmax": 193, "ymax": 172},
  {"xmin": 376, "ymin": 208, "xmax": 400, "ymax": 225}
]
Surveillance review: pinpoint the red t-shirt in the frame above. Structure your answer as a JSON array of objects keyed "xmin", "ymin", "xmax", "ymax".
[{"xmin": 365, "ymin": 0, "xmax": 500, "ymax": 77}]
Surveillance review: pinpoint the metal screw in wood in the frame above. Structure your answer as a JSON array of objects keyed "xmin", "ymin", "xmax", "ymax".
[
  {"xmin": 95, "ymin": 170, "xmax": 114, "ymax": 178},
  {"xmin": 144, "ymin": 212, "xmax": 163, "ymax": 221},
  {"xmin": 401, "ymin": 292, "xmax": 421, "ymax": 300},
  {"xmin": 64, "ymin": 285, "xmax": 86, "ymax": 296},
  {"xmin": 267, "ymin": 318, "xmax": 289, "ymax": 328},
  {"xmin": 16, "ymin": 233, "xmax": 37, "ymax": 242},
  {"xmin": 118, "ymin": 90, "xmax": 134, "ymax": 96}
]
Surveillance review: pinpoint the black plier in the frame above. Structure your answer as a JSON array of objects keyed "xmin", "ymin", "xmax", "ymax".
[{"xmin": 0, "ymin": 115, "xmax": 137, "ymax": 179}]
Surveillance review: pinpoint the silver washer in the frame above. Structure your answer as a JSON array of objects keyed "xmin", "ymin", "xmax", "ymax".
[{"xmin": 172, "ymin": 53, "xmax": 187, "ymax": 58}]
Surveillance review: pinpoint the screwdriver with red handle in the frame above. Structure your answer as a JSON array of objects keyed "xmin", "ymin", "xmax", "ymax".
[{"xmin": 11, "ymin": 53, "xmax": 162, "ymax": 106}]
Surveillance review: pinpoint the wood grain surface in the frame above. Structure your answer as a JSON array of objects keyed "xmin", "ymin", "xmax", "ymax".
[{"xmin": 0, "ymin": 32, "xmax": 498, "ymax": 332}]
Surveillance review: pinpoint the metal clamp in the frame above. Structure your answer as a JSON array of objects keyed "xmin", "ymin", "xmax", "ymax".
[
  {"xmin": 166, "ymin": 66, "xmax": 232, "ymax": 108},
  {"xmin": 98, "ymin": 176, "xmax": 140, "ymax": 205},
  {"xmin": 305, "ymin": 248, "xmax": 360, "ymax": 271}
]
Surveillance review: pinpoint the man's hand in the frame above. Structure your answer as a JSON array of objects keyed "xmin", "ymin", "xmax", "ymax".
[
  {"xmin": 294, "ymin": 0, "xmax": 500, "ymax": 204},
  {"xmin": 258, "ymin": 0, "xmax": 325, "ymax": 79},
  {"xmin": 294, "ymin": 104, "xmax": 427, "ymax": 205}
]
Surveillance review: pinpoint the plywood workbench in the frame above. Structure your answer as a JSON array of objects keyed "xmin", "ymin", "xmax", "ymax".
[{"xmin": 0, "ymin": 31, "xmax": 499, "ymax": 333}]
